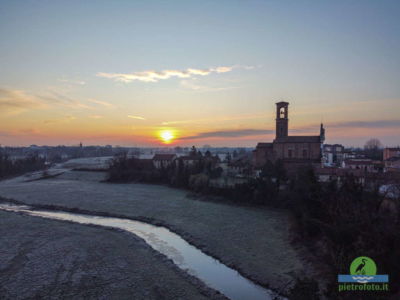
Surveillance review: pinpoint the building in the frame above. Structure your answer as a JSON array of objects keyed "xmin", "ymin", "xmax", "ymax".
[
  {"xmin": 383, "ymin": 147, "xmax": 400, "ymax": 160},
  {"xmin": 152, "ymin": 153, "xmax": 176, "ymax": 169},
  {"xmin": 342, "ymin": 159, "xmax": 375, "ymax": 172},
  {"xmin": 253, "ymin": 102, "xmax": 325, "ymax": 170},
  {"xmin": 384, "ymin": 157, "xmax": 400, "ymax": 172},
  {"xmin": 227, "ymin": 156, "xmax": 252, "ymax": 178},
  {"xmin": 322, "ymin": 144, "xmax": 345, "ymax": 167},
  {"xmin": 342, "ymin": 150, "xmax": 360, "ymax": 160},
  {"xmin": 315, "ymin": 167, "xmax": 388, "ymax": 190}
]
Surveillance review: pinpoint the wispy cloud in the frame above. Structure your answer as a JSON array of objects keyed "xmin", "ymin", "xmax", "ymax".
[
  {"xmin": 43, "ymin": 115, "xmax": 76, "ymax": 124},
  {"xmin": 179, "ymin": 119, "xmax": 400, "ymax": 141},
  {"xmin": 88, "ymin": 99, "xmax": 114, "ymax": 107},
  {"xmin": 89, "ymin": 115, "xmax": 104, "ymax": 119},
  {"xmin": 0, "ymin": 130, "xmax": 12, "ymax": 137},
  {"xmin": 181, "ymin": 129, "xmax": 273, "ymax": 140},
  {"xmin": 39, "ymin": 91, "xmax": 92, "ymax": 109},
  {"xmin": 0, "ymin": 129, "xmax": 43, "ymax": 137},
  {"xmin": 96, "ymin": 65, "xmax": 247, "ymax": 83},
  {"xmin": 291, "ymin": 120, "xmax": 400, "ymax": 133},
  {"xmin": 328, "ymin": 120, "xmax": 400, "ymax": 129},
  {"xmin": 161, "ymin": 112, "xmax": 269, "ymax": 126},
  {"xmin": 0, "ymin": 87, "xmax": 103, "ymax": 115},
  {"xmin": 58, "ymin": 78, "xmax": 86, "ymax": 85},
  {"xmin": 180, "ymin": 79, "xmax": 241, "ymax": 92},
  {"xmin": 18, "ymin": 128, "xmax": 42, "ymax": 136},
  {"xmin": 0, "ymin": 88, "xmax": 46, "ymax": 114},
  {"xmin": 128, "ymin": 115, "xmax": 146, "ymax": 120}
]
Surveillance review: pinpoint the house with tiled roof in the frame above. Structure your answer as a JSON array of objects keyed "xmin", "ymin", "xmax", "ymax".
[
  {"xmin": 342, "ymin": 159, "xmax": 383, "ymax": 173},
  {"xmin": 385, "ymin": 156, "xmax": 400, "ymax": 172},
  {"xmin": 152, "ymin": 153, "xmax": 176, "ymax": 169},
  {"xmin": 383, "ymin": 147, "xmax": 400, "ymax": 160}
]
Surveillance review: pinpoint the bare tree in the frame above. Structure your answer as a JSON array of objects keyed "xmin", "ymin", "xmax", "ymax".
[
  {"xmin": 364, "ymin": 138, "xmax": 382, "ymax": 150},
  {"xmin": 364, "ymin": 138, "xmax": 383, "ymax": 160}
]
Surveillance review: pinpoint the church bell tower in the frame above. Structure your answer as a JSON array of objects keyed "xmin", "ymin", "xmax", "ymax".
[{"xmin": 276, "ymin": 101, "xmax": 289, "ymax": 139}]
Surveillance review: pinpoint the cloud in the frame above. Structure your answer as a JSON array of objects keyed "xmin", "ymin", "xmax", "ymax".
[
  {"xmin": 0, "ymin": 88, "xmax": 46, "ymax": 114},
  {"xmin": 58, "ymin": 78, "xmax": 86, "ymax": 85},
  {"xmin": 180, "ymin": 79, "xmax": 240, "ymax": 92},
  {"xmin": 161, "ymin": 112, "xmax": 269, "ymax": 126},
  {"xmin": 96, "ymin": 65, "xmax": 241, "ymax": 83},
  {"xmin": 18, "ymin": 128, "xmax": 42, "ymax": 135},
  {"xmin": 39, "ymin": 91, "xmax": 92, "ymax": 109},
  {"xmin": 88, "ymin": 99, "xmax": 114, "ymax": 107},
  {"xmin": 0, "ymin": 130, "xmax": 12, "ymax": 137},
  {"xmin": 128, "ymin": 115, "xmax": 146, "ymax": 120},
  {"xmin": 181, "ymin": 129, "xmax": 274, "ymax": 140},
  {"xmin": 1, "ymin": 88, "xmax": 111, "ymax": 114},
  {"xmin": 161, "ymin": 120, "xmax": 193, "ymax": 125},
  {"xmin": 328, "ymin": 120, "xmax": 400, "ymax": 129},
  {"xmin": 292, "ymin": 120, "xmax": 400, "ymax": 133},
  {"xmin": 178, "ymin": 119, "xmax": 400, "ymax": 141},
  {"xmin": 89, "ymin": 115, "xmax": 103, "ymax": 119},
  {"xmin": 0, "ymin": 128, "xmax": 43, "ymax": 137},
  {"xmin": 43, "ymin": 115, "xmax": 76, "ymax": 124}
]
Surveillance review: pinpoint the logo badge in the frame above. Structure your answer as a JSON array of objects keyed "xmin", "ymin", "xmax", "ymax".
[{"xmin": 338, "ymin": 256, "xmax": 389, "ymax": 292}]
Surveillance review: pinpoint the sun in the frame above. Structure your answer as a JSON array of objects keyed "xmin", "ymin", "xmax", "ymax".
[{"xmin": 159, "ymin": 130, "xmax": 175, "ymax": 144}]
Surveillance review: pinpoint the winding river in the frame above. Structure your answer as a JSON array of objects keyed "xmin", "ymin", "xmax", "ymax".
[{"xmin": 0, "ymin": 203, "xmax": 283, "ymax": 300}]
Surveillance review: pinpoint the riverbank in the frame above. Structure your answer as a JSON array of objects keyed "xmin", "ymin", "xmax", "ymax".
[
  {"xmin": 0, "ymin": 210, "xmax": 224, "ymax": 299},
  {"xmin": 0, "ymin": 163, "xmax": 314, "ymax": 294}
]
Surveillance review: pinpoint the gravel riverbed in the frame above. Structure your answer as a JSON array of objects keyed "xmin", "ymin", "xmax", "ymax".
[{"xmin": 0, "ymin": 159, "xmax": 312, "ymax": 296}]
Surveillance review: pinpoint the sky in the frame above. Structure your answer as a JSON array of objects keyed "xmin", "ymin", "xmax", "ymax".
[{"xmin": 0, "ymin": 0, "xmax": 399, "ymax": 147}]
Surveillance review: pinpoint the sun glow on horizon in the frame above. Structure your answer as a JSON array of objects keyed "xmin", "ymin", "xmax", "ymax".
[{"xmin": 159, "ymin": 130, "xmax": 175, "ymax": 144}]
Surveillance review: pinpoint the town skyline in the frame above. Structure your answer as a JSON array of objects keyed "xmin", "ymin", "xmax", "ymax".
[{"xmin": 1, "ymin": 1, "xmax": 400, "ymax": 147}]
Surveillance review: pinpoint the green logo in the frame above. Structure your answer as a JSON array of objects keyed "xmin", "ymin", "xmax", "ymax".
[{"xmin": 350, "ymin": 256, "xmax": 377, "ymax": 276}]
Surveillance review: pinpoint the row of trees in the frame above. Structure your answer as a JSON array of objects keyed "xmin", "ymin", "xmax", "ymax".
[
  {"xmin": 285, "ymin": 168, "xmax": 399, "ymax": 299},
  {"xmin": 107, "ymin": 150, "xmax": 223, "ymax": 188},
  {"xmin": 246, "ymin": 161, "xmax": 399, "ymax": 299},
  {"xmin": 0, "ymin": 153, "xmax": 46, "ymax": 179}
]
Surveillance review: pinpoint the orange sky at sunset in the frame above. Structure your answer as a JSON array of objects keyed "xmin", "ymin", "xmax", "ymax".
[{"xmin": 1, "ymin": 1, "xmax": 400, "ymax": 147}]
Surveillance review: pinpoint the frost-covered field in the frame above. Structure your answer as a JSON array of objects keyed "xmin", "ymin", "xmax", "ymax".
[
  {"xmin": 0, "ymin": 158, "xmax": 309, "ymax": 293},
  {"xmin": 61, "ymin": 156, "xmax": 113, "ymax": 170},
  {"xmin": 0, "ymin": 211, "xmax": 220, "ymax": 299}
]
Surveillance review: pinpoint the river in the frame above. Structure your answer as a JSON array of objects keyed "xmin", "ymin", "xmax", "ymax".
[{"xmin": 0, "ymin": 203, "xmax": 284, "ymax": 300}]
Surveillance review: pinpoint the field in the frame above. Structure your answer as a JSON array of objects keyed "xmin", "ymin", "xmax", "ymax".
[
  {"xmin": 0, "ymin": 158, "xmax": 312, "ymax": 295},
  {"xmin": 0, "ymin": 210, "xmax": 222, "ymax": 299}
]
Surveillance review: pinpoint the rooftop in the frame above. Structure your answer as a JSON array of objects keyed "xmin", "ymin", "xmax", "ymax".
[
  {"xmin": 256, "ymin": 143, "xmax": 273, "ymax": 148},
  {"xmin": 275, "ymin": 136, "xmax": 321, "ymax": 143},
  {"xmin": 153, "ymin": 154, "xmax": 176, "ymax": 160},
  {"xmin": 345, "ymin": 159, "xmax": 374, "ymax": 165}
]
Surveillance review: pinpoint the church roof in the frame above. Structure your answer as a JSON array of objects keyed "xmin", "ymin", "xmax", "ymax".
[
  {"xmin": 256, "ymin": 142, "xmax": 273, "ymax": 148},
  {"xmin": 275, "ymin": 136, "xmax": 321, "ymax": 143}
]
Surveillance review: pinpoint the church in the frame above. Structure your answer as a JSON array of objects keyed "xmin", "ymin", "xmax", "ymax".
[{"xmin": 253, "ymin": 102, "xmax": 325, "ymax": 169}]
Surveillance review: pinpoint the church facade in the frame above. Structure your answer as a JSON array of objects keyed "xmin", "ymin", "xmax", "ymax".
[{"xmin": 253, "ymin": 102, "xmax": 325, "ymax": 169}]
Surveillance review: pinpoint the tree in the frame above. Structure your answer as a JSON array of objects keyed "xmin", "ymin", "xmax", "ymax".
[
  {"xmin": 364, "ymin": 138, "xmax": 382, "ymax": 150},
  {"xmin": 189, "ymin": 146, "xmax": 197, "ymax": 157},
  {"xmin": 364, "ymin": 138, "xmax": 383, "ymax": 160},
  {"xmin": 260, "ymin": 159, "xmax": 287, "ymax": 191}
]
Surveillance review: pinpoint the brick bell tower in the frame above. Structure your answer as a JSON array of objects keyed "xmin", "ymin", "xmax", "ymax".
[{"xmin": 275, "ymin": 101, "xmax": 289, "ymax": 139}]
